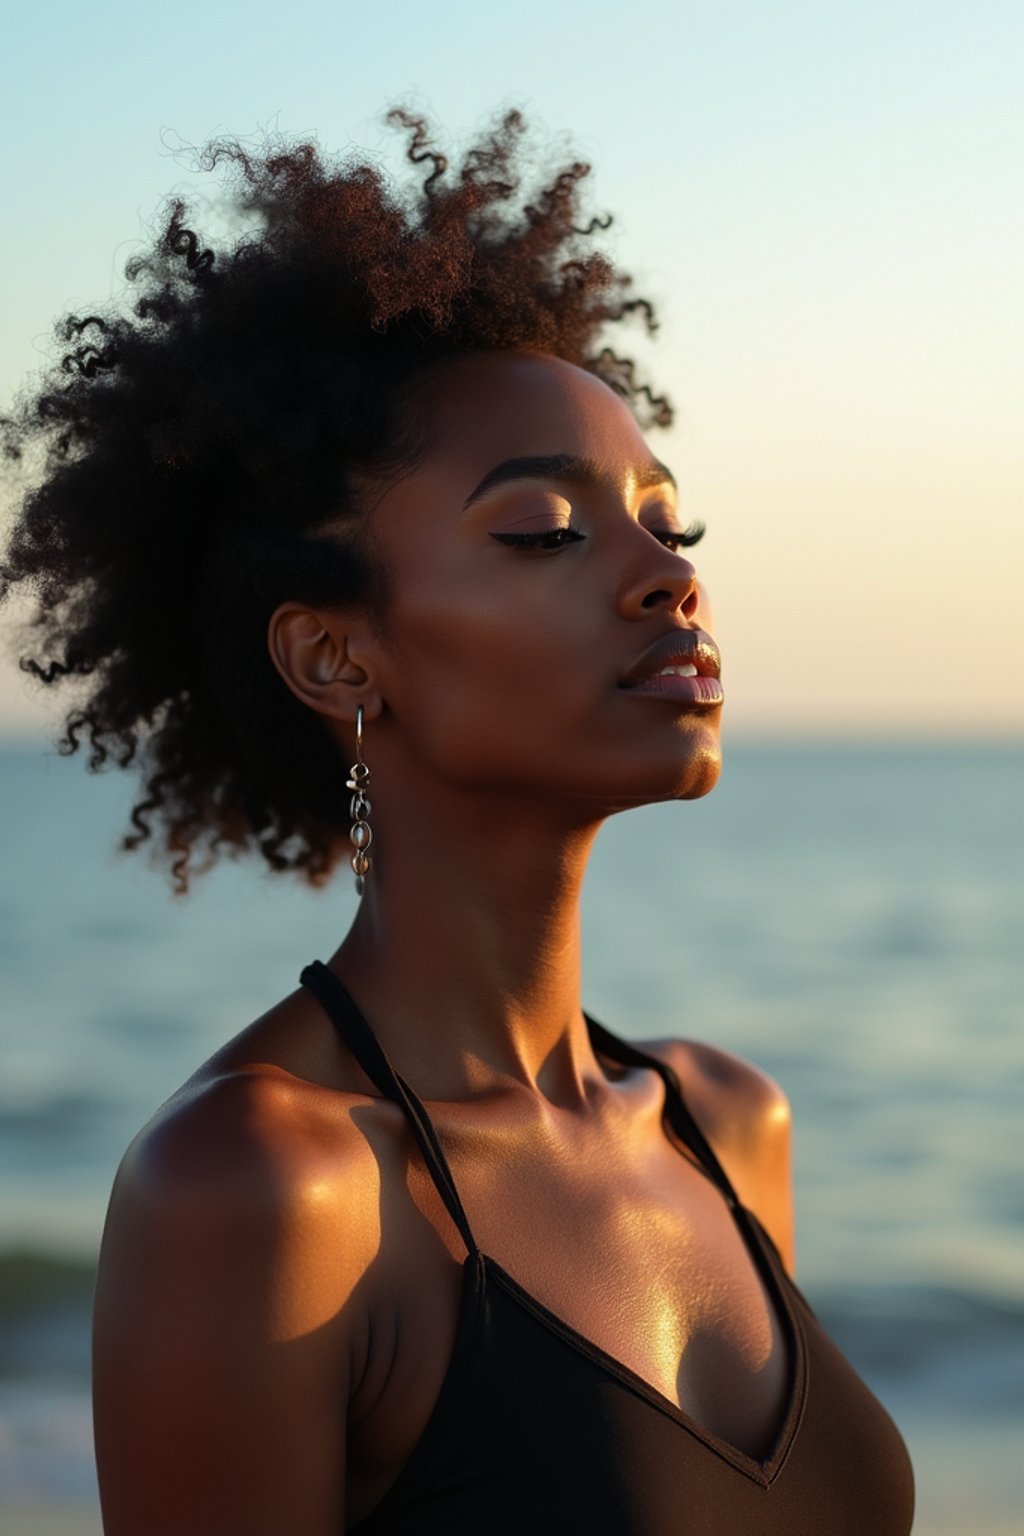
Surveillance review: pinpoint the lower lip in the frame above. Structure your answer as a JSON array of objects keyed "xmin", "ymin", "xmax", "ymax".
[{"xmin": 619, "ymin": 675, "xmax": 724, "ymax": 706}]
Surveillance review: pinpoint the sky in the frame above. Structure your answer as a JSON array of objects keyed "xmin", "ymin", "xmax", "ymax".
[{"xmin": 0, "ymin": 0, "xmax": 1020, "ymax": 740}]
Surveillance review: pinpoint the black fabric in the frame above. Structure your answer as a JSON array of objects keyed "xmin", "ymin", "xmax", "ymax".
[
  {"xmin": 300, "ymin": 959, "xmax": 478, "ymax": 1257},
  {"xmin": 299, "ymin": 959, "xmax": 915, "ymax": 1536}
]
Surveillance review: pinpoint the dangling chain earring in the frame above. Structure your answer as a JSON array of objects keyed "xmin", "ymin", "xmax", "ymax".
[{"xmin": 346, "ymin": 704, "xmax": 373, "ymax": 895}]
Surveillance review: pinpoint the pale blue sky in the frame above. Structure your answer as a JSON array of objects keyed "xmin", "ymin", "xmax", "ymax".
[{"xmin": 1, "ymin": 0, "xmax": 1021, "ymax": 737}]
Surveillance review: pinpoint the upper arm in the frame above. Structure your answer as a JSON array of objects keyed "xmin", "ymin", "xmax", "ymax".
[
  {"xmin": 92, "ymin": 1073, "xmax": 376, "ymax": 1535},
  {"xmin": 650, "ymin": 1039, "xmax": 796, "ymax": 1276}
]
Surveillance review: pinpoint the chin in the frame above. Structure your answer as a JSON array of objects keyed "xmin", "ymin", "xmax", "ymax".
[
  {"xmin": 671, "ymin": 733, "xmax": 723, "ymax": 800},
  {"xmin": 599, "ymin": 717, "xmax": 723, "ymax": 815}
]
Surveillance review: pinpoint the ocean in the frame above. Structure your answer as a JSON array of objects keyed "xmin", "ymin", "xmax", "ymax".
[{"xmin": 1, "ymin": 739, "xmax": 1021, "ymax": 1534}]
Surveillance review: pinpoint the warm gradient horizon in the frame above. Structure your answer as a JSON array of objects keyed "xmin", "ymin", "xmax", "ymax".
[{"xmin": 1, "ymin": 0, "xmax": 1020, "ymax": 742}]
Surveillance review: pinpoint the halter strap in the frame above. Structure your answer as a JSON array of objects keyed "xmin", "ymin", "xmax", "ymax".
[
  {"xmin": 299, "ymin": 960, "xmax": 479, "ymax": 1259},
  {"xmin": 300, "ymin": 958, "xmax": 742, "ymax": 1257},
  {"xmin": 583, "ymin": 1011, "xmax": 743, "ymax": 1210}
]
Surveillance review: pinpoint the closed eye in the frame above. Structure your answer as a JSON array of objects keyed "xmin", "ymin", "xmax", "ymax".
[
  {"xmin": 489, "ymin": 526, "xmax": 585, "ymax": 551},
  {"xmin": 488, "ymin": 520, "xmax": 705, "ymax": 554},
  {"xmin": 651, "ymin": 521, "xmax": 705, "ymax": 552}
]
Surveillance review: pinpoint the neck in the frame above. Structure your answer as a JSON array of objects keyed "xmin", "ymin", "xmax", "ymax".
[{"xmin": 328, "ymin": 779, "xmax": 606, "ymax": 1108}]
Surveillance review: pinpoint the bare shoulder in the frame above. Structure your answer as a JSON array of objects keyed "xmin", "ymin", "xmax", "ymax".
[
  {"xmin": 638, "ymin": 1035, "xmax": 796, "ymax": 1275},
  {"xmin": 93, "ymin": 1066, "xmax": 382, "ymax": 1534},
  {"xmin": 99, "ymin": 1061, "xmax": 390, "ymax": 1373},
  {"xmin": 641, "ymin": 1037, "xmax": 792, "ymax": 1150},
  {"xmin": 119, "ymin": 1063, "xmax": 368, "ymax": 1192},
  {"xmin": 103, "ymin": 973, "xmax": 396, "ymax": 1277}
]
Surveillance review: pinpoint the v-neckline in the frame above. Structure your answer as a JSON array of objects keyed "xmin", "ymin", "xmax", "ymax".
[
  {"xmin": 556, "ymin": 1020, "xmax": 808, "ymax": 1484},
  {"xmin": 301, "ymin": 961, "xmax": 806, "ymax": 1494},
  {"xmin": 349, "ymin": 1221, "xmax": 807, "ymax": 1535},
  {"xmin": 479, "ymin": 1192, "xmax": 808, "ymax": 1489}
]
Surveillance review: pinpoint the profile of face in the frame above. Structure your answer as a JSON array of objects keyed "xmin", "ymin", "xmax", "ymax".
[{"xmin": 298, "ymin": 350, "xmax": 723, "ymax": 822}]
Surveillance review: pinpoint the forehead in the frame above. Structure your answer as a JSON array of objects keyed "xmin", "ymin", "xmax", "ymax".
[{"xmin": 409, "ymin": 351, "xmax": 653, "ymax": 483}]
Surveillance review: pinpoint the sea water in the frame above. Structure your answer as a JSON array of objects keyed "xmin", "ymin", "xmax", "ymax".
[{"xmin": 1, "ymin": 739, "xmax": 1022, "ymax": 1532}]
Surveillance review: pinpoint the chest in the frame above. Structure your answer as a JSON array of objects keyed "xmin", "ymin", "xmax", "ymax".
[
  {"xmin": 468, "ymin": 1129, "xmax": 784, "ymax": 1393},
  {"xmin": 346, "ymin": 1121, "xmax": 792, "ymax": 1522}
]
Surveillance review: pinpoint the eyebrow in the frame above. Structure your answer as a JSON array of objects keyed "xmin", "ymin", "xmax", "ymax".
[{"xmin": 461, "ymin": 453, "xmax": 677, "ymax": 511}]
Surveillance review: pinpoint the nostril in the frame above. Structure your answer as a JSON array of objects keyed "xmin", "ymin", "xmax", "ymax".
[{"xmin": 640, "ymin": 586, "xmax": 699, "ymax": 617}]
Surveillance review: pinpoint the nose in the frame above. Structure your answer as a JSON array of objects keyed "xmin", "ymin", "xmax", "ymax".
[{"xmin": 616, "ymin": 542, "xmax": 701, "ymax": 622}]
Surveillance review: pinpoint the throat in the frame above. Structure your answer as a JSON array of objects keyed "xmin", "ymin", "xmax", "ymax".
[{"xmin": 331, "ymin": 794, "xmax": 601, "ymax": 1093}]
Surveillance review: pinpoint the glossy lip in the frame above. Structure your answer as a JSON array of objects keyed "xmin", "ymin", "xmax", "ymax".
[{"xmin": 618, "ymin": 628, "xmax": 722, "ymax": 690}]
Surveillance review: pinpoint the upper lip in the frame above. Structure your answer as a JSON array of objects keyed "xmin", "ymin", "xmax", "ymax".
[{"xmin": 618, "ymin": 628, "xmax": 721, "ymax": 688}]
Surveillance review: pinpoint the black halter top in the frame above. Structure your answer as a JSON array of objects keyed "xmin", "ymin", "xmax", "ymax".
[{"xmin": 299, "ymin": 959, "xmax": 915, "ymax": 1536}]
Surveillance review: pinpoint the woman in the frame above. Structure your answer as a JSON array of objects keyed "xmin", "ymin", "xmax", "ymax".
[{"xmin": 1, "ymin": 110, "xmax": 914, "ymax": 1533}]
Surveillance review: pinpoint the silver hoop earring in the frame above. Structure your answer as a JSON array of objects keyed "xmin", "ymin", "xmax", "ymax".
[{"xmin": 346, "ymin": 704, "xmax": 372, "ymax": 896}]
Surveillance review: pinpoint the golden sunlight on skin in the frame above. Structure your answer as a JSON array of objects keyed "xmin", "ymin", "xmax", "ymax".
[
  {"xmin": 617, "ymin": 1202, "xmax": 695, "ymax": 1378},
  {"xmin": 351, "ymin": 351, "xmax": 724, "ymax": 814},
  {"xmin": 255, "ymin": 1142, "xmax": 382, "ymax": 1347}
]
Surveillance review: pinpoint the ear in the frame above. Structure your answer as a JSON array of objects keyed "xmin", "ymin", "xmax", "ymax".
[{"xmin": 266, "ymin": 602, "xmax": 383, "ymax": 726}]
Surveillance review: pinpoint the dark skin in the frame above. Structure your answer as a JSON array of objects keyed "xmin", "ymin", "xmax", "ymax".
[{"xmin": 92, "ymin": 352, "xmax": 795, "ymax": 1535}]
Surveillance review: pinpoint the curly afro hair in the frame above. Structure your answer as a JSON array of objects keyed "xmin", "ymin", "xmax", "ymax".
[{"xmin": 0, "ymin": 107, "xmax": 673, "ymax": 896}]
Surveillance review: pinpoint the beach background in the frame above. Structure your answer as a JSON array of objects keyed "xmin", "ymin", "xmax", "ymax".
[
  {"xmin": 2, "ymin": 1, "xmax": 1022, "ymax": 1530},
  {"xmin": 1, "ymin": 738, "xmax": 1021, "ymax": 1534}
]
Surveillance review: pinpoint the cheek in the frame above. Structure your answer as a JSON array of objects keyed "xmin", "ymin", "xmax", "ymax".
[{"xmin": 380, "ymin": 555, "xmax": 597, "ymax": 776}]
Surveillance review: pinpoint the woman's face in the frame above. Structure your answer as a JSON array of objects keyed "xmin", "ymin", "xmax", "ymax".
[{"xmin": 359, "ymin": 350, "xmax": 722, "ymax": 814}]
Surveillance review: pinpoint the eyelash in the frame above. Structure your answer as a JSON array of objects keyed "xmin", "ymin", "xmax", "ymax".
[{"xmin": 489, "ymin": 521, "xmax": 706, "ymax": 553}]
